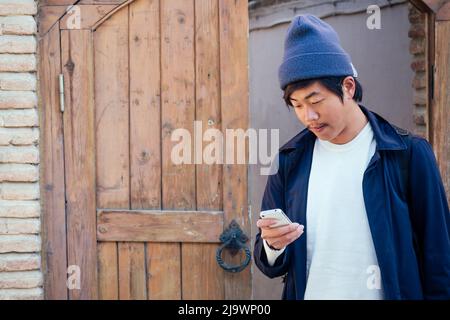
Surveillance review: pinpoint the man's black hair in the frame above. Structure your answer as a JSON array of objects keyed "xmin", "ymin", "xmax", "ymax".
[{"xmin": 283, "ymin": 76, "xmax": 363, "ymax": 108}]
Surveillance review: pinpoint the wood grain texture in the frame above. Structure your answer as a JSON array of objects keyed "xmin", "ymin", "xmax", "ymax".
[
  {"xmin": 61, "ymin": 29, "xmax": 98, "ymax": 299},
  {"xmin": 433, "ymin": 21, "xmax": 450, "ymax": 204},
  {"xmin": 161, "ymin": 1, "xmax": 196, "ymax": 209},
  {"xmin": 129, "ymin": 0, "xmax": 161, "ymax": 216},
  {"xmin": 160, "ymin": 0, "xmax": 197, "ymax": 299},
  {"xmin": 38, "ymin": 6, "xmax": 68, "ymax": 37},
  {"xmin": 219, "ymin": 0, "xmax": 252, "ymax": 300},
  {"xmin": 97, "ymin": 210, "xmax": 224, "ymax": 242},
  {"xmin": 410, "ymin": 0, "xmax": 436, "ymax": 13},
  {"xmin": 94, "ymin": 5, "xmax": 129, "ymax": 299},
  {"xmin": 118, "ymin": 242, "xmax": 147, "ymax": 300},
  {"xmin": 39, "ymin": 22, "xmax": 68, "ymax": 300},
  {"xmin": 425, "ymin": 12, "xmax": 434, "ymax": 142},
  {"xmin": 92, "ymin": 0, "xmax": 136, "ymax": 30},
  {"xmin": 98, "ymin": 242, "xmax": 118, "ymax": 299},
  {"xmin": 437, "ymin": 2, "xmax": 450, "ymax": 21},
  {"xmin": 39, "ymin": 0, "xmax": 78, "ymax": 5},
  {"xmin": 147, "ymin": 243, "xmax": 180, "ymax": 300},
  {"xmin": 128, "ymin": 0, "xmax": 160, "ymax": 302},
  {"xmin": 80, "ymin": 0, "xmax": 127, "ymax": 4},
  {"xmin": 182, "ymin": 0, "xmax": 225, "ymax": 300},
  {"xmin": 60, "ymin": 5, "xmax": 117, "ymax": 30},
  {"xmin": 94, "ymin": 5, "xmax": 129, "ymax": 209},
  {"xmin": 40, "ymin": 0, "xmax": 252, "ymax": 300}
]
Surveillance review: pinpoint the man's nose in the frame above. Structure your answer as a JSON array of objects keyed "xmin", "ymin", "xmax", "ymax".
[{"xmin": 305, "ymin": 106, "xmax": 319, "ymax": 121}]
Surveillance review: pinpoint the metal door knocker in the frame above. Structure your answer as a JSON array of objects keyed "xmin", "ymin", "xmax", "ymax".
[{"xmin": 216, "ymin": 220, "xmax": 251, "ymax": 273}]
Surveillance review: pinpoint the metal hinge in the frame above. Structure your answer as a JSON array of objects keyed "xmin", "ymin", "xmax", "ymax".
[{"xmin": 59, "ymin": 74, "xmax": 65, "ymax": 113}]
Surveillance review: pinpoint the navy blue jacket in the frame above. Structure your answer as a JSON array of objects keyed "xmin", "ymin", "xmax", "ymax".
[{"xmin": 254, "ymin": 105, "xmax": 450, "ymax": 300}]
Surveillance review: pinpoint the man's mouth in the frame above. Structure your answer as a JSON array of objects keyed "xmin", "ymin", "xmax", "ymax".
[{"xmin": 309, "ymin": 124, "xmax": 327, "ymax": 132}]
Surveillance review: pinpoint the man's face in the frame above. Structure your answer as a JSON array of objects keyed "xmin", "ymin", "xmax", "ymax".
[{"xmin": 289, "ymin": 80, "xmax": 350, "ymax": 143}]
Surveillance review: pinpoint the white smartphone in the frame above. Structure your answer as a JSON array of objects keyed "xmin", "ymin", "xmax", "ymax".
[{"xmin": 259, "ymin": 208, "xmax": 292, "ymax": 228}]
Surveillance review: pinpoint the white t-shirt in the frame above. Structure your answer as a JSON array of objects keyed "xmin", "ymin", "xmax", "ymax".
[{"xmin": 264, "ymin": 122, "xmax": 384, "ymax": 300}]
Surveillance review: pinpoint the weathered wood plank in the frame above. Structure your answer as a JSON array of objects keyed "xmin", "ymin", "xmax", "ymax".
[
  {"xmin": 92, "ymin": 0, "xmax": 135, "ymax": 30},
  {"xmin": 433, "ymin": 21, "xmax": 450, "ymax": 203},
  {"xmin": 60, "ymin": 5, "xmax": 117, "ymax": 30},
  {"xmin": 182, "ymin": 0, "xmax": 224, "ymax": 300},
  {"xmin": 94, "ymin": 5, "xmax": 129, "ymax": 209},
  {"xmin": 411, "ymin": 0, "xmax": 450, "ymax": 20},
  {"xmin": 38, "ymin": 6, "xmax": 68, "ymax": 37},
  {"xmin": 97, "ymin": 210, "xmax": 224, "ymax": 242},
  {"xmin": 39, "ymin": 22, "xmax": 68, "ymax": 300},
  {"xmin": 161, "ymin": 2, "xmax": 196, "ymax": 208},
  {"xmin": 219, "ymin": 0, "xmax": 251, "ymax": 300},
  {"xmin": 424, "ymin": 11, "xmax": 433, "ymax": 142},
  {"xmin": 437, "ymin": 2, "xmax": 450, "ymax": 21},
  {"xmin": 147, "ymin": 243, "xmax": 181, "ymax": 300},
  {"xmin": 98, "ymin": 242, "xmax": 118, "ymax": 299},
  {"xmin": 61, "ymin": 29, "xmax": 98, "ymax": 299},
  {"xmin": 79, "ymin": 0, "xmax": 127, "ymax": 4},
  {"xmin": 118, "ymin": 242, "xmax": 147, "ymax": 300},
  {"xmin": 94, "ymin": 5, "xmax": 129, "ymax": 300},
  {"xmin": 182, "ymin": 243, "xmax": 225, "ymax": 299},
  {"xmin": 194, "ymin": 0, "xmax": 223, "ymax": 212},
  {"xmin": 410, "ymin": 0, "xmax": 435, "ymax": 13},
  {"xmin": 39, "ymin": 0, "xmax": 77, "ymax": 5},
  {"xmin": 128, "ymin": 0, "xmax": 161, "ymax": 302},
  {"xmin": 422, "ymin": 0, "xmax": 449, "ymax": 14},
  {"xmin": 129, "ymin": 0, "xmax": 161, "ymax": 220},
  {"xmin": 39, "ymin": 4, "xmax": 121, "ymax": 36},
  {"xmin": 160, "ymin": 0, "xmax": 196, "ymax": 300}
]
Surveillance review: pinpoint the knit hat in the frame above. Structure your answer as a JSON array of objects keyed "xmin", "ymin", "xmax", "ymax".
[{"xmin": 278, "ymin": 14, "xmax": 358, "ymax": 90}]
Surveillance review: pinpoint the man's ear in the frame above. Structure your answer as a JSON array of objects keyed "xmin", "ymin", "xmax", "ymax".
[{"xmin": 342, "ymin": 76, "xmax": 355, "ymax": 100}]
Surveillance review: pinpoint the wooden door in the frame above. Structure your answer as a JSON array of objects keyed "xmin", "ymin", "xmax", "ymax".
[
  {"xmin": 432, "ymin": 4, "xmax": 450, "ymax": 201},
  {"xmin": 410, "ymin": 0, "xmax": 450, "ymax": 202},
  {"xmin": 39, "ymin": 0, "xmax": 250, "ymax": 300}
]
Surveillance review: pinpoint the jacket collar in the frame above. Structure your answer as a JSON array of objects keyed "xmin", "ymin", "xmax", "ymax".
[{"xmin": 279, "ymin": 104, "xmax": 407, "ymax": 153}]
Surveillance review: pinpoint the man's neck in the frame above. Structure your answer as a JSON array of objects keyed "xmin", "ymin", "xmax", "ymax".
[{"xmin": 330, "ymin": 102, "xmax": 368, "ymax": 144}]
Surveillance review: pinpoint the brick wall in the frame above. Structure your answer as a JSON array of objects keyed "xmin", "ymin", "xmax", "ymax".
[
  {"xmin": 0, "ymin": 0, "xmax": 43, "ymax": 300},
  {"xmin": 408, "ymin": 3, "xmax": 429, "ymax": 138}
]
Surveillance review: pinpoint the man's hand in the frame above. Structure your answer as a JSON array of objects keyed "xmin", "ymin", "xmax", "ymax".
[{"xmin": 257, "ymin": 218, "xmax": 304, "ymax": 250}]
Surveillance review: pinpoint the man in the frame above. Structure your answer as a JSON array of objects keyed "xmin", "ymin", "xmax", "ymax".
[{"xmin": 253, "ymin": 14, "xmax": 450, "ymax": 300}]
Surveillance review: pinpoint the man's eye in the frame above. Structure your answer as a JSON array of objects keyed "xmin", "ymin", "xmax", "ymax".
[{"xmin": 312, "ymin": 99, "xmax": 323, "ymax": 105}]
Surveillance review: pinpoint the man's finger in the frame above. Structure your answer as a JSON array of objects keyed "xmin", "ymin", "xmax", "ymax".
[
  {"xmin": 263, "ymin": 223, "xmax": 300, "ymax": 239},
  {"xmin": 265, "ymin": 225, "xmax": 304, "ymax": 245},
  {"xmin": 256, "ymin": 218, "xmax": 278, "ymax": 228}
]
